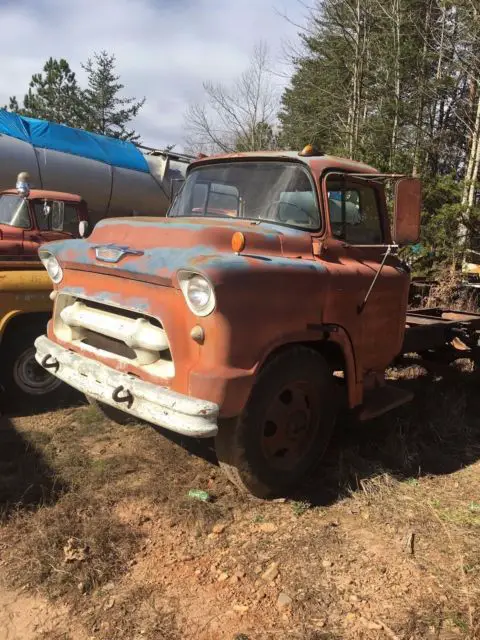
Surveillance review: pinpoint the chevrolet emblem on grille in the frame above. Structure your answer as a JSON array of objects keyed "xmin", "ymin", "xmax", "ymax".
[{"xmin": 94, "ymin": 244, "xmax": 144, "ymax": 263}]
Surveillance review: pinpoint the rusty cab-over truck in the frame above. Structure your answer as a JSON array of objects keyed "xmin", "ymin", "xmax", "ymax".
[
  {"xmin": 0, "ymin": 174, "xmax": 89, "ymax": 406},
  {"xmin": 34, "ymin": 146, "xmax": 480, "ymax": 497}
]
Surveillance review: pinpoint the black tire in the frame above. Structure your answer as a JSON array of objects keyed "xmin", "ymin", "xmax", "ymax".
[
  {"xmin": 0, "ymin": 324, "xmax": 64, "ymax": 410},
  {"xmin": 86, "ymin": 396, "xmax": 137, "ymax": 425},
  {"xmin": 215, "ymin": 346, "xmax": 338, "ymax": 498}
]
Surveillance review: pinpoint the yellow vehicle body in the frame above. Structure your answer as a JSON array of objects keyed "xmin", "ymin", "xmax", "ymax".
[
  {"xmin": 0, "ymin": 261, "xmax": 61, "ymax": 408},
  {"xmin": 0, "ymin": 264, "xmax": 52, "ymax": 335}
]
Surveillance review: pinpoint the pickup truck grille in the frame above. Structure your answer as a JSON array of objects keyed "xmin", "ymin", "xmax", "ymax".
[{"xmin": 54, "ymin": 294, "xmax": 174, "ymax": 378}]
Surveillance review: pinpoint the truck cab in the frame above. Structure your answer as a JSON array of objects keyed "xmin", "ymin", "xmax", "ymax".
[
  {"xmin": 34, "ymin": 148, "xmax": 421, "ymax": 497},
  {"xmin": 0, "ymin": 174, "xmax": 89, "ymax": 259}
]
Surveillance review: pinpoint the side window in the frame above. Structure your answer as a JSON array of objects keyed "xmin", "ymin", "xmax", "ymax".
[
  {"xmin": 34, "ymin": 201, "xmax": 78, "ymax": 233},
  {"xmin": 191, "ymin": 183, "xmax": 208, "ymax": 211},
  {"xmin": 34, "ymin": 202, "xmax": 50, "ymax": 230},
  {"xmin": 328, "ymin": 183, "xmax": 383, "ymax": 244},
  {"xmin": 62, "ymin": 204, "xmax": 80, "ymax": 234},
  {"xmin": 190, "ymin": 183, "xmax": 239, "ymax": 215},
  {"xmin": 208, "ymin": 183, "xmax": 239, "ymax": 214}
]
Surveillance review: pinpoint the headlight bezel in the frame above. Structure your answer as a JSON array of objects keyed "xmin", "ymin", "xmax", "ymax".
[
  {"xmin": 39, "ymin": 250, "xmax": 63, "ymax": 284},
  {"xmin": 177, "ymin": 270, "xmax": 216, "ymax": 317}
]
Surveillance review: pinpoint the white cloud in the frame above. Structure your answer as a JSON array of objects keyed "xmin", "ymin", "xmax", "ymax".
[{"xmin": 0, "ymin": 0, "xmax": 307, "ymax": 150}]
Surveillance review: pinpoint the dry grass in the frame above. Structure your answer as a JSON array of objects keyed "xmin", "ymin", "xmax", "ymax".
[
  {"xmin": 0, "ymin": 402, "xmax": 229, "ymax": 606},
  {"xmin": 422, "ymin": 267, "xmax": 479, "ymax": 311},
  {"xmin": 0, "ymin": 365, "xmax": 479, "ymax": 638},
  {"xmin": 6, "ymin": 493, "xmax": 138, "ymax": 598},
  {"xmin": 93, "ymin": 585, "xmax": 179, "ymax": 640}
]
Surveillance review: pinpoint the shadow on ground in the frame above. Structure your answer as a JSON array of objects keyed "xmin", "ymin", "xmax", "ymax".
[
  {"xmin": 0, "ymin": 387, "xmax": 85, "ymax": 421},
  {"xmin": 4, "ymin": 363, "xmax": 479, "ymax": 512},
  {"xmin": 149, "ymin": 425, "xmax": 219, "ymax": 467},
  {"xmin": 0, "ymin": 414, "xmax": 66, "ymax": 518},
  {"xmin": 296, "ymin": 366, "xmax": 480, "ymax": 506},
  {"xmin": 146, "ymin": 365, "xmax": 480, "ymax": 506}
]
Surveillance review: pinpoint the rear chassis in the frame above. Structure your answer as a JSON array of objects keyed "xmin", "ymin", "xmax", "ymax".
[{"xmin": 400, "ymin": 308, "xmax": 480, "ymax": 365}]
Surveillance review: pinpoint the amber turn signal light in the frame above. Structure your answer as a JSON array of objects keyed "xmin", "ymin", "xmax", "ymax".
[{"xmin": 232, "ymin": 231, "xmax": 246, "ymax": 253}]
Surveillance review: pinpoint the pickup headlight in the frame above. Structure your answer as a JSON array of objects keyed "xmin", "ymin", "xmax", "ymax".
[
  {"xmin": 39, "ymin": 251, "xmax": 63, "ymax": 284},
  {"xmin": 178, "ymin": 271, "xmax": 215, "ymax": 316}
]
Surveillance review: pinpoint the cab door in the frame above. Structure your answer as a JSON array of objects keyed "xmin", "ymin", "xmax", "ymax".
[{"xmin": 319, "ymin": 175, "xmax": 409, "ymax": 375}]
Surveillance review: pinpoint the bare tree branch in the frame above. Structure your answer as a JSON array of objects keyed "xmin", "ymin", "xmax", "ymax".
[{"xmin": 184, "ymin": 41, "xmax": 280, "ymax": 153}]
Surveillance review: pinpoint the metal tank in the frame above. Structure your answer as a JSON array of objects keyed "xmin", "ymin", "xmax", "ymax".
[{"xmin": 0, "ymin": 110, "xmax": 192, "ymax": 225}]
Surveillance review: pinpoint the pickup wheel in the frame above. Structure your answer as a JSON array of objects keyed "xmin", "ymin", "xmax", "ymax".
[
  {"xmin": 215, "ymin": 347, "xmax": 337, "ymax": 498},
  {"xmin": 1, "ymin": 325, "xmax": 62, "ymax": 409}
]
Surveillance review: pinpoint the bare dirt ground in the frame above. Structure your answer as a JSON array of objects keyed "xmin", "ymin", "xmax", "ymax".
[{"xmin": 0, "ymin": 363, "xmax": 479, "ymax": 639}]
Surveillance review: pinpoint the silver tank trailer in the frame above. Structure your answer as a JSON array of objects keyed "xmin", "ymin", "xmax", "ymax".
[{"xmin": 0, "ymin": 133, "xmax": 191, "ymax": 225}]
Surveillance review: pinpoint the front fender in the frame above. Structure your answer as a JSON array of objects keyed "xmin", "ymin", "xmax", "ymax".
[{"xmin": 255, "ymin": 324, "xmax": 361, "ymax": 408}]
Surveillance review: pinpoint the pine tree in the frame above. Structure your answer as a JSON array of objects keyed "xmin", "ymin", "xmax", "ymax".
[
  {"xmin": 7, "ymin": 58, "xmax": 83, "ymax": 127},
  {"xmin": 81, "ymin": 51, "xmax": 145, "ymax": 141}
]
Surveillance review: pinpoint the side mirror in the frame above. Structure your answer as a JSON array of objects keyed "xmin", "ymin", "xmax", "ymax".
[
  {"xmin": 78, "ymin": 220, "xmax": 89, "ymax": 238},
  {"xmin": 393, "ymin": 177, "xmax": 421, "ymax": 245}
]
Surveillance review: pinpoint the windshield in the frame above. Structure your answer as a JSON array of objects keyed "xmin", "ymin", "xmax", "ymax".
[
  {"xmin": 0, "ymin": 194, "xmax": 30, "ymax": 229},
  {"xmin": 169, "ymin": 161, "xmax": 320, "ymax": 229}
]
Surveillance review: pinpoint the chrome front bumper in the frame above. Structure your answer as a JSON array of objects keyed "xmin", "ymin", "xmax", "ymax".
[{"xmin": 34, "ymin": 335, "xmax": 219, "ymax": 438}]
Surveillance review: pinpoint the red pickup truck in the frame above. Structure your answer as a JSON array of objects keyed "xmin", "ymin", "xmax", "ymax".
[
  {"xmin": 0, "ymin": 174, "xmax": 89, "ymax": 409},
  {"xmin": 0, "ymin": 173, "xmax": 89, "ymax": 258}
]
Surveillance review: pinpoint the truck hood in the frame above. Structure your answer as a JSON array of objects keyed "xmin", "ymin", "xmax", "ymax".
[{"xmin": 43, "ymin": 217, "xmax": 317, "ymax": 286}]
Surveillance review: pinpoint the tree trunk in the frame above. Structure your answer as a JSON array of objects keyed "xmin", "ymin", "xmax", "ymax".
[
  {"xmin": 348, "ymin": 0, "xmax": 363, "ymax": 159},
  {"xmin": 465, "ymin": 87, "xmax": 480, "ymax": 210},
  {"xmin": 412, "ymin": 1, "xmax": 432, "ymax": 176},
  {"xmin": 389, "ymin": 0, "xmax": 401, "ymax": 171}
]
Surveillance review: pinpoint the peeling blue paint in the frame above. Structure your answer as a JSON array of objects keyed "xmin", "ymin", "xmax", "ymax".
[
  {"xmin": 62, "ymin": 286, "xmax": 86, "ymax": 297},
  {"xmin": 48, "ymin": 241, "xmax": 326, "ymax": 283},
  {"xmin": 62, "ymin": 286, "xmax": 150, "ymax": 313},
  {"xmin": 97, "ymin": 218, "xmax": 210, "ymax": 232},
  {"xmin": 92, "ymin": 291, "xmax": 150, "ymax": 313},
  {"xmin": 96, "ymin": 216, "xmax": 310, "ymax": 241},
  {"xmin": 42, "ymin": 218, "xmax": 326, "ymax": 286}
]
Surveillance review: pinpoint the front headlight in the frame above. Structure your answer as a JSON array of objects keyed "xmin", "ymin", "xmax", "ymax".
[
  {"xmin": 39, "ymin": 251, "xmax": 63, "ymax": 284},
  {"xmin": 178, "ymin": 271, "xmax": 215, "ymax": 316}
]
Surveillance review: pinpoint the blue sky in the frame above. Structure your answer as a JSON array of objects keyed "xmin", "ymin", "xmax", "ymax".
[{"xmin": 0, "ymin": 0, "xmax": 307, "ymax": 150}]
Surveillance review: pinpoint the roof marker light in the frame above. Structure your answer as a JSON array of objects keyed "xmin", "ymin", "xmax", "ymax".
[{"xmin": 298, "ymin": 144, "xmax": 323, "ymax": 157}]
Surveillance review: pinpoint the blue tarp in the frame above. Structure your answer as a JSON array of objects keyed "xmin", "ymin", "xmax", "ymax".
[{"xmin": 0, "ymin": 109, "xmax": 149, "ymax": 173}]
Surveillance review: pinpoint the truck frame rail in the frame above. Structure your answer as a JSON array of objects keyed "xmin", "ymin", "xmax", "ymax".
[{"xmin": 403, "ymin": 307, "xmax": 480, "ymax": 354}]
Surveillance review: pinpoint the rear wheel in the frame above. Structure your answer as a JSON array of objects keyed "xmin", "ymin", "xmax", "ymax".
[
  {"xmin": 1, "ymin": 325, "xmax": 63, "ymax": 410},
  {"xmin": 215, "ymin": 347, "xmax": 338, "ymax": 498}
]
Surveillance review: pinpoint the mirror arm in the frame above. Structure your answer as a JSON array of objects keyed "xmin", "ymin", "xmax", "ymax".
[{"xmin": 358, "ymin": 244, "xmax": 398, "ymax": 314}]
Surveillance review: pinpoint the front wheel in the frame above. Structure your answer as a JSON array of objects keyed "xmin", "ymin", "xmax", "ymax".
[
  {"xmin": 215, "ymin": 347, "xmax": 338, "ymax": 498},
  {"xmin": 1, "ymin": 325, "xmax": 63, "ymax": 410}
]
